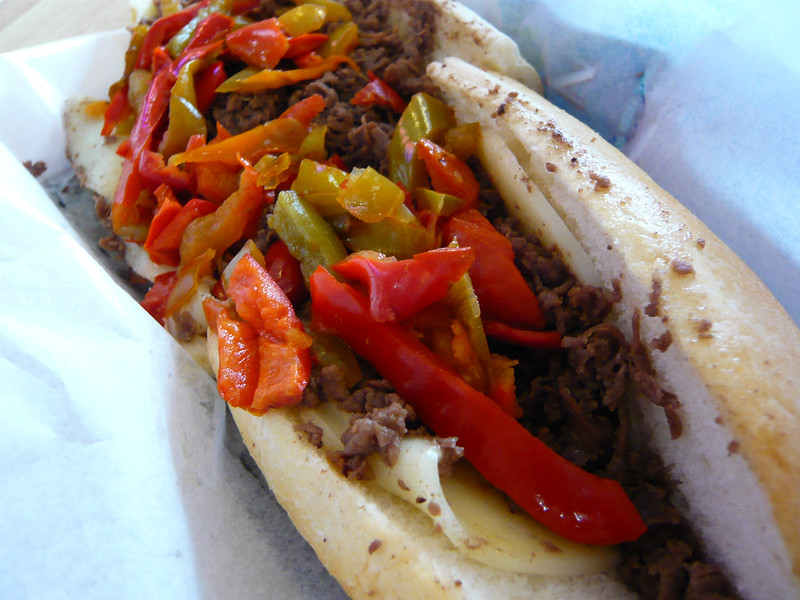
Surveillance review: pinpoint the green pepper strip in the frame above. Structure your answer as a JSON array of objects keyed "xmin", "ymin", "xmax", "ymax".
[
  {"xmin": 269, "ymin": 190, "xmax": 348, "ymax": 282},
  {"xmin": 388, "ymin": 92, "xmax": 456, "ymax": 194},
  {"xmin": 159, "ymin": 60, "xmax": 207, "ymax": 158}
]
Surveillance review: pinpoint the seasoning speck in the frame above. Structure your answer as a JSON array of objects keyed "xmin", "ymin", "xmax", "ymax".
[{"xmin": 671, "ymin": 259, "xmax": 695, "ymax": 274}]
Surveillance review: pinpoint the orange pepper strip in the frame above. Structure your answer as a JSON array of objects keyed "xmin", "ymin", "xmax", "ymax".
[
  {"xmin": 215, "ymin": 54, "xmax": 358, "ymax": 93},
  {"xmin": 226, "ymin": 254, "xmax": 312, "ymax": 412},
  {"xmin": 179, "ymin": 165, "xmax": 267, "ymax": 264},
  {"xmin": 203, "ymin": 297, "xmax": 261, "ymax": 410},
  {"xmin": 169, "ymin": 117, "xmax": 308, "ymax": 167}
]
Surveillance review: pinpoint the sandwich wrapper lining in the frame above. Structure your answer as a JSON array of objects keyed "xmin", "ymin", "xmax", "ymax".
[{"xmin": 1, "ymin": 1, "xmax": 798, "ymax": 598}]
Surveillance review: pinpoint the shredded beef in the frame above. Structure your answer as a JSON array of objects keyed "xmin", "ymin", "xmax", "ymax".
[
  {"xmin": 202, "ymin": 2, "xmax": 739, "ymax": 596},
  {"xmin": 212, "ymin": 0, "xmax": 439, "ymax": 169}
]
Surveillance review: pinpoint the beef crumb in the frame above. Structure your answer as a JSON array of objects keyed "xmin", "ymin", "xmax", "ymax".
[
  {"xmin": 23, "ymin": 160, "xmax": 47, "ymax": 177},
  {"xmin": 295, "ymin": 421, "xmax": 324, "ymax": 448},
  {"xmin": 650, "ymin": 330, "xmax": 673, "ymax": 353}
]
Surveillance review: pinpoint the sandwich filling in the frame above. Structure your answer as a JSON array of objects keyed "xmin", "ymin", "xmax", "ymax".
[{"xmin": 88, "ymin": 0, "xmax": 741, "ymax": 598}]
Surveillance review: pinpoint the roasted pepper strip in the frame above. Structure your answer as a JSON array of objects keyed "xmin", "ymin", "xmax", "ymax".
[
  {"xmin": 351, "ymin": 72, "xmax": 406, "ymax": 113},
  {"xmin": 269, "ymin": 190, "xmax": 348, "ymax": 281},
  {"xmin": 135, "ymin": 0, "xmax": 210, "ymax": 69},
  {"xmin": 309, "ymin": 267, "xmax": 647, "ymax": 546},
  {"xmin": 442, "ymin": 209, "xmax": 546, "ymax": 330},
  {"xmin": 336, "ymin": 167, "xmax": 405, "ymax": 223},
  {"xmin": 215, "ymin": 54, "xmax": 357, "ymax": 93},
  {"xmin": 169, "ymin": 117, "xmax": 308, "ymax": 166},
  {"xmin": 416, "ymin": 138, "xmax": 480, "ymax": 207},
  {"xmin": 224, "ymin": 17, "xmax": 288, "ymax": 70},
  {"xmin": 226, "ymin": 254, "xmax": 312, "ymax": 412},
  {"xmin": 142, "ymin": 271, "xmax": 178, "ymax": 325},
  {"xmin": 331, "ymin": 246, "xmax": 475, "ymax": 322},
  {"xmin": 101, "ymin": 85, "xmax": 132, "ymax": 137},
  {"xmin": 264, "ymin": 240, "xmax": 309, "ymax": 306},
  {"xmin": 179, "ymin": 165, "xmax": 267, "ymax": 264},
  {"xmin": 138, "ymin": 149, "xmax": 194, "ymax": 191},
  {"xmin": 111, "ymin": 49, "xmax": 177, "ymax": 237},
  {"xmin": 484, "ymin": 320, "xmax": 562, "ymax": 350},
  {"xmin": 284, "ymin": 32, "xmax": 328, "ymax": 58},
  {"xmin": 388, "ymin": 92, "xmax": 456, "ymax": 193},
  {"xmin": 146, "ymin": 196, "xmax": 218, "ymax": 267},
  {"xmin": 203, "ymin": 296, "xmax": 260, "ymax": 410}
]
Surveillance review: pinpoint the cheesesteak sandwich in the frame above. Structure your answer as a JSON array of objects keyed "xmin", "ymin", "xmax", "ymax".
[{"xmin": 63, "ymin": 1, "xmax": 800, "ymax": 599}]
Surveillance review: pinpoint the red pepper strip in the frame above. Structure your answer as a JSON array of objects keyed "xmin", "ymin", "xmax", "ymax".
[
  {"xmin": 216, "ymin": 54, "xmax": 358, "ymax": 93},
  {"xmin": 351, "ymin": 72, "xmax": 407, "ymax": 114},
  {"xmin": 111, "ymin": 50, "xmax": 177, "ymax": 236},
  {"xmin": 484, "ymin": 320, "xmax": 563, "ymax": 350},
  {"xmin": 183, "ymin": 13, "xmax": 234, "ymax": 55},
  {"xmin": 138, "ymin": 149, "xmax": 194, "ymax": 192},
  {"xmin": 226, "ymin": 254, "xmax": 312, "ymax": 412},
  {"xmin": 142, "ymin": 271, "xmax": 178, "ymax": 325},
  {"xmin": 169, "ymin": 117, "xmax": 308, "ymax": 167},
  {"xmin": 441, "ymin": 209, "xmax": 546, "ymax": 330},
  {"xmin": 309, "ymin": 267, "xmax": 647, "ymax": 545},
  {"xmin": 232, "ymin": 0, "xmax": 261, "ymax": 14},
  {"xmin": 264, "ymin": 240, "xmax": 309, "ymax": 306},
  {"xmin": 194, "ymin": 61, "xmax": 227, "ymax": 114},
  {"xmin": 279, "ymin": 94, "xmax": 327, "ymax": 127},
  {"xmin": 179, "ymin": 165, "xmax": 267, "ymax": 264},
  {"xmin": 116, "ymin": 138, "xmax": 132, "ymax": 158},
  {"xmin": 147, "ymin": 197, "xmax": 218, "ymax": 266},
  {"xmin": 143, "ymin": 184, "xmax": 182, "ymax": 258},
  {"xmin": 193, "ymin": 160, "xmax": 242, "ymax": 204},
  {"xmin": 203, "ymin": 296, "xmax": 261, "ymax": 410},
  {"xmin": 172, "ymin": 39, "xmax": 225, "ymax": 76},
  {"xmin": 224, "ymin": 17, "xmax": 289, "ymax": 70},
  {"xmin": 331, "ymin": 246, "xmax": 475, "ymax": 322},
  {"xmin": 101, "ymin": 85, "xmax": 132, "ymax": 137},
  {"xmin": 487, "ymin": 353, "xmax": 521, "ymax": 418},
  {"xmin": 135, "ymin": 0, "xmax": 210, "ymax": 70},
  {"xmin": 416, "ymin": 138, "xmax": 480, "ymax": 207},
  {"xmin": 292, "ymin": 51, "xmax": 323, "ymax": 68},
  {"xmin": 284, "ymin": 32, "xmax": 328, "ymax": 59}
]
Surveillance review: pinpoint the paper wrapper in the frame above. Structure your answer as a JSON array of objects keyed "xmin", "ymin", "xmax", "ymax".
[{"xmin": 1, "ymin": 2, "xmax": 798, "ymax": 598}]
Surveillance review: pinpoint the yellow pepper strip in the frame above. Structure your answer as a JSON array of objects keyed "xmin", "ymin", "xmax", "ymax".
[
  {"xmin": 319, "ymin": 21, "xmax": 359, "ymax": 58},
  {"xmin": 343, "ymin": 216, "xmax": 434, "ymax": 259},
  {"xmin": 168, "ymin": 118, "xmax": 308, "ymax": 166},
  {"xmin": 254, "ymin": 152, "xmax": 294, "ymax": 189},
  {"xmin": 291, "ymin": 158, "xmax": 348, "ymax": 217},
  {"xmin": 310, "ymin": 331, "xmax": 363, "ymax": 387},
  {"xmin": 216, "ymin": 54, "xmax": 358, "ymax": 93},
  {"xmin": 159, "ymin": 60, "xmax": 207, "ymax": 158},
  {"xmin": 299, "ymin": 0, "xmax": 352, "ymax": 22},
  {"xmin": 337, "ymin": 166, "xmax": 405, "ymax": 223},
  {"xmin": 277, "ymin": 4, "xmax": 327, "ymax": 36}
]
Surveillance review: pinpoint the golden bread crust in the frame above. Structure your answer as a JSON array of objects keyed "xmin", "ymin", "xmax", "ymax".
[{"xmin": 427, "ymin": 57, "xmax": 800, "ymax": 600}]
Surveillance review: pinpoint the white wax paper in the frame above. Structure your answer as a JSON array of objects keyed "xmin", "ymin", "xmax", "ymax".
[{"xmin": 1, "ymin": 2, "xmax": 798, "ymax": 599}]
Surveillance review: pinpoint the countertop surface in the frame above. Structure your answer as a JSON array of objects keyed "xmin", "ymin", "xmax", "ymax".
[{"xmin": 0, "ymin": 0, "xmax": 136, "ymax": 53}]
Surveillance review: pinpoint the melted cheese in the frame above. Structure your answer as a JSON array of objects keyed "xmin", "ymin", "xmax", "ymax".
[{"xmin": 307, "ymin": 402, "xmax": 619, "ymax": 576}]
